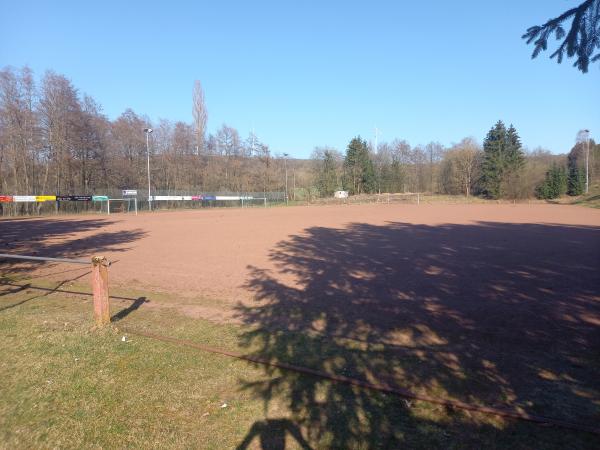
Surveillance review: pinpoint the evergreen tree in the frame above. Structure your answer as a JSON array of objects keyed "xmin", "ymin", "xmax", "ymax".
[
  {"xmin": 316, "ymin": 149, "xmax": 340, "ymax": 196},
  {"xmin": 363, "ymin": 154, "xmax": 377, "ymax": 193},
  {"xmin": 343, "ymin": 137, "xmax": 376, "ymax": 195},
  {"xmin": 505, "ymin": 125, "xmax": 525, "ymax": 171},
  {"xmin": 568, "ymin": 166, "xmax": 586, "ymax": 196},
  {"xmin": 536, "ymin": 164, "xmax": 568, "ymax": 199},
  {"xmin": 523, "ymin": 1, "xmax": 600, "ymax": 74},
  {"xmin": 566, "ymin": 141, "xmax": 587, "ymax": 196},
  {"xmin": 480, "ymin": 121, "xmax": 507, "ymax": 199},
  {"xmin": 480, "ymin": 121, "xmax": 525, "ymax": 199},
  {"xmin": 502, "ymin": 124, "xmax": 526, "ymax": 198}
]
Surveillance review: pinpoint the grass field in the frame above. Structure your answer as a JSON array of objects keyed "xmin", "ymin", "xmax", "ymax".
[
  {"xmin": 1, "ymin": 202, "xmax": 599, "ymax": 448},
  {"xmin": 1, "ymin": 279, "xmax": 598, "ymax": 449}
]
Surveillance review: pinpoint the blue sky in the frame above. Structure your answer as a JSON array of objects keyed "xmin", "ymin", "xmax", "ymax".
[{"xmin": 1, "ymin": 0, "xmax": 598, "ymax": 157}]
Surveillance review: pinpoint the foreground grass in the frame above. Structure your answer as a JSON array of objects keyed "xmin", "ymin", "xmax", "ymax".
[
  {"xmin": 0, "ymin": 285, "xmax": 270, "ymax": 449},
  {"xmin": 0, "ymin": 278, "xmax": 597, "ymax": 449}
]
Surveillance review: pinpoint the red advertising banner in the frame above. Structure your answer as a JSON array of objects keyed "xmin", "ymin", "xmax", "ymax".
[{"xmin": 0, "ymin": 195, "xmax": 13, "ymax": 202}]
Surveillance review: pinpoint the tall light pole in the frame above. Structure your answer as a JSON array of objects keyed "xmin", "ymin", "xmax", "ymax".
[
  {"xmin": 283, "ymin": 153, "xmax": 289, "ymax": 206},
  {"xmin": 144, "ymin": 128, "xmax": 153, "ymax": 210},
  {"xmin": 584, "ymin": 129, "xmax": 590, "ymax": 194},
  {"xmin": 374, "ymin": 126, "xmax": 381, "ymax": 194}
]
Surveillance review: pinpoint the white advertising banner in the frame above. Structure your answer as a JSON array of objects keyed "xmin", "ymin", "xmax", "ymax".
[
  {"xmin": 13, "ymin": 195, "xmax": 37, "ymax": 202},
  {"xmin": 150, "ymin": 196, "xmax": 184, "ymax": 201},
  {"xmin": 215, "ymin": 196, "xmax": 241, "ymax": 201},
  {"xmin": 182, "ymin": 196, "xmax": 193, "ymax": 201}
]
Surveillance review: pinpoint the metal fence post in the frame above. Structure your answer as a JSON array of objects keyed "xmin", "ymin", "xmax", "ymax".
[{"xmin": 91, "ymin": 256, "xmax": 110, "ymax": 326}]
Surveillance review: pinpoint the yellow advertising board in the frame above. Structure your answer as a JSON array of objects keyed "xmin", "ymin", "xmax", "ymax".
[{"xmin": 35, "ymin": 195, "xmax": 57, "ymax": 202}]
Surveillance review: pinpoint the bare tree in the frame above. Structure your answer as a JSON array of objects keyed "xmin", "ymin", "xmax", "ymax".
[
  {"xmin": 0, "ymin": 66, "xmax": 39, "ymax": 202},
  {"xmin": 390, "ymin": 139, "xmax": 411, "ymax": 192},
  {"xmin": 452, "ymin": 138, "xmax": 481, "ymax": 197},
  {"xmin": 410, "ymin": 145, "xmax": 428, "ymax": 193},
  {"xmin": 38, "ymin": 71, "xmax": 82, "ymax": 196},
  {"xmin": 192, "ymin": 80, "xmax": 208, "ymax": 155},
  {"xmin": 425, "ymin": 141, "xmax": 444, "ymax": 193},
  {"xmin": 109, "ymin": 109, "xmax": 147, "ymax": 188},
  {"xmin": 312, "ymin": 146, "xmax": 342, "ymax": 196}
]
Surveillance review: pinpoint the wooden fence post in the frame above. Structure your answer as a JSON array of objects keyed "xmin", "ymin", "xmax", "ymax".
[{"xmin": 91, "ymin": 256, "xmax": 110, "ymax": 326}]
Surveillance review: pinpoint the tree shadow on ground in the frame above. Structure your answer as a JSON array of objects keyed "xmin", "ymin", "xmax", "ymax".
[
  {"xmin": 0, "ymin": 269, "xmax": 90, "ymax": 312},
  {"xmin": 0, "ymin": 217, "xmax": 149, "ymax": 320},
  {"xmin": 0, "ymin": 217, "xmax": 146, "ymax": 276},
  {"xmin": 236, "ymin": 418, "xmax": 313, "ymax": 450},
  {"xmin": 0, "ymin": 278, "xmax": 149, "ymax": 322},
  {"xmin": 236, "ymin": 221, "xmax": 600, "ymax": 448}
]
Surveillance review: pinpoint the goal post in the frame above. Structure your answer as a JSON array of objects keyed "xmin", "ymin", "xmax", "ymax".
[
  {"xmin": 240, "ymin": 196, "xmax": 268, "ymax": 208},
  {"xmin": 374, "ymin": 192, "xmax": 421, "ymax": 205},
  {"xmin": 107, "ymin": 198, "xmax": 138, "ymax": 215},
  {"xmin": 213, "ymin": 195, "xmax": 268, "ymax": 208}
]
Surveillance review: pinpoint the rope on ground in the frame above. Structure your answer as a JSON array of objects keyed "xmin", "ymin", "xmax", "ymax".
[{"xmin": 120, "ymin": 326, "xmax": 600, "ymax": 437}]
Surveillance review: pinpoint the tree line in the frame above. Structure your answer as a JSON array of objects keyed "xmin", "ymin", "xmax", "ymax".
[
  {"xmin": 1, "ymin": 66, "xmax": 597, "ymax": 211},
  {"xmin": 0, "ymin": 66, "xmax": 290, "ymax": 203},
  {"xmin": 314, "ymin": 122, "xmax": 598, "ymax": 200}
]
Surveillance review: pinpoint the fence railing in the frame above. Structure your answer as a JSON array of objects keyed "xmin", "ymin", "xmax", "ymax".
[{"xmin": 0, "ymin": 253, "xmax": 111, "ymax": 326}]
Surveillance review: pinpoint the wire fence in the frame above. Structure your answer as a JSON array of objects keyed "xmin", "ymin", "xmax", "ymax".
[
  {"xmin": 0, "ymin": 253, "xmax": 111, "ymax": 326},
  {"xmin": 0, "ymin": 190, "xmax": 287, "ymax": 217},
  {"xmin": 307, "ymin": 193, "xmax": 421, "ymax": 206},
  {"xmin": 0, "ymin": 190, "xmax": 523, "ymax": 217}
]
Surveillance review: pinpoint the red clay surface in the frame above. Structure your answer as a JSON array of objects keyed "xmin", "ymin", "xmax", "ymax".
[
  {"xmin": 1, "ymin": 204, "xmax": 599, "ymax": 314},
  {"xmin": 1, "ymin": 203, "xmax": 600, "ymax": 427}
]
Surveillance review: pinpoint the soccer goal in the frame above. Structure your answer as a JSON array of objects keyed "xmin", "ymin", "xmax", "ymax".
[
  {"xmin": 240, "ymin": 196, "xmax": 267, "ymax": 208},
  {"xmin": 377, "ymin": 192, "xmax": 421, "ymax": 205},
  {"xmin": 211, "ymin": 195, "xmax": 268, "ymax": 208},
  {"xmin": 107, "ymin": 198, "xmax": 138, "ymax": 215}
]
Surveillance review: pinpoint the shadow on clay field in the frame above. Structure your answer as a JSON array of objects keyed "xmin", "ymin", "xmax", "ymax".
[
  {"xmin": 0, "ymin": 217, "xmax": 147, "ymax": 319},
  {"xmin": 0, "ymin": 217, "xmax": 145, "ymax": 274},
  {"xmin": 236, "ymin": 221, "xmax": 600, "ymax": 448}
]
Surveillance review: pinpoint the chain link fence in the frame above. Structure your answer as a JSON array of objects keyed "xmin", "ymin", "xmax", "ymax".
[{"xmin": 0, "ymin": 189, "xmax": 287, "ymax": 217}]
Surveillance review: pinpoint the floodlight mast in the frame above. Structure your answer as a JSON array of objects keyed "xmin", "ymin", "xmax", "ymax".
[
  {"xmin": 283, "ymin": 153, "xmax": 289, "ymax": 206},
  {"xmin": 144, "ymin": 128, "xmax": 153, "ymax": 210},
  {"xmin": 584, "ymin": 129, "xmax": 590, "ymax": 194}
]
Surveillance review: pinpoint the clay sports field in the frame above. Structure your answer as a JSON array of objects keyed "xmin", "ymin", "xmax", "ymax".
[{"xmin": 1, "ymin": 203, "xmax": 600, "ymax": 446}]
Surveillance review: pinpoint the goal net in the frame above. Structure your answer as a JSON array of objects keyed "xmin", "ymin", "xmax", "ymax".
[
  {"xmin": 377, "ymin": 193, "xmax": 421, "ymax": 205},
  {"xmin": 107, "ymin": 198, "xmax": 138, "ymax": 215}
]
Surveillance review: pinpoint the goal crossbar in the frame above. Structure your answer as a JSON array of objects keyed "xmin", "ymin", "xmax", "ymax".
[{"xmin": 107, "ymin": 198, "xmax": 138, "ymax": 215}]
